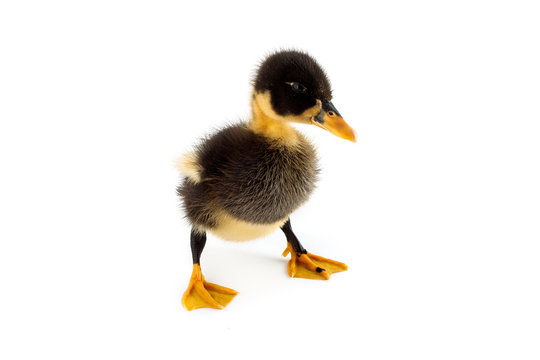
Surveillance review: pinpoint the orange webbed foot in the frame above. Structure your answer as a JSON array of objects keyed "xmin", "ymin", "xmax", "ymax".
[
  {"xmin": 282, "ymin": 243, "xmax": 348, "ymax": 280},
  {"xmin": 182, "ymin": 264, "xmax": 238, "ymax": 311}
]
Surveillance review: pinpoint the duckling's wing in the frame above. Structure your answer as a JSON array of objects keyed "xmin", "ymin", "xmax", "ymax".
[
  {"xmin": 178, "ymin": 123, "xmax": 317, "ymax": 227},
  {"xmin": 176, "ymin": 123, "xmax": 257, "ymax": 184}
]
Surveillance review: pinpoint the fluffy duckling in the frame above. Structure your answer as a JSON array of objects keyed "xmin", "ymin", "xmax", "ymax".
[{"xmin": 177, "ymin": 50, "xmax": 356, "ymax": 310}]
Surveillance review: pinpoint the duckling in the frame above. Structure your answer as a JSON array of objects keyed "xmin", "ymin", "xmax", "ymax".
[{"xmin": 177, "ymin": 50, "xmax": 356, "ymax": 310}]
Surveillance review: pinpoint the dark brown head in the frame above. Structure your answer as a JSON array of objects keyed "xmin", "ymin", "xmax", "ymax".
[{"xmin": 252, "ymin": 50, "xmax": 356, "ymax": 142}]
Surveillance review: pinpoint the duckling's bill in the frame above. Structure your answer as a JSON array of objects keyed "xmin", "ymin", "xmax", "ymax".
[{"xmin": 312, "ymin": 101, "xmax": 356, "ymax": 142}]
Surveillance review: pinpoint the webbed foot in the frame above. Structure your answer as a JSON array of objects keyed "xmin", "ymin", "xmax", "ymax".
[
  {"xmin": 182, "ymin": 264, "xmax": 238, "ymax": 310},
  {"xmin": 282, "ymin": 243, "xmax": 348, "ymax": 280}
]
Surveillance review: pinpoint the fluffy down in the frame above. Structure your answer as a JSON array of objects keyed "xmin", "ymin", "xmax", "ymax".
[{"xmin": 177, "ymin": 123, "xmax": 318, "ymax": 241}]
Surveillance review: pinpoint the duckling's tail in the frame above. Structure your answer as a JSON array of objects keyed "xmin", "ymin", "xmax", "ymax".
[{"xmin": 176, "ymin": 152, "xmax": 202, "ymax": 183}]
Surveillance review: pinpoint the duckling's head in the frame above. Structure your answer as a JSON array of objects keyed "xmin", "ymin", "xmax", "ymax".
[{"xmin": 251, "ymin": 50, "xmax": 356, "ymax": 142}]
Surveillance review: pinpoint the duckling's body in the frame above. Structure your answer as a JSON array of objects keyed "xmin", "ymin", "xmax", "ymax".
[
  {"xmin": 178, "ymin": 123, "xmax": 317, "ymax": 241},
  {"xmin": 178, "ymin": 50, "xmax": 356, "ymax": 310}
]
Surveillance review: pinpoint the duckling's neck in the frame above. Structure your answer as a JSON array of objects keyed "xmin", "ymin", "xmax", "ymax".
[{"xmin": 248, "ymin": 91, "xmax": 299, "ymax": 147}]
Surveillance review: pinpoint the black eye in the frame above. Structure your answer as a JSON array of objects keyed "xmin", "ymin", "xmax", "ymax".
[{"xmin": 289, "ymin": 82, "xmax": 307, "ymax": 94}]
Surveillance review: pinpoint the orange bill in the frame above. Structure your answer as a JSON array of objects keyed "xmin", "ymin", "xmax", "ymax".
[{"xmin": 311, "ymin": 101, "xmax": 356, "ymax": 142}]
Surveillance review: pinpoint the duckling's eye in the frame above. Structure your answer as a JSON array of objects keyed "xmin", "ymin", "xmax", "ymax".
[{"xmin": 288, "ymin": 82, "xmax": 307, "ymax": 94}]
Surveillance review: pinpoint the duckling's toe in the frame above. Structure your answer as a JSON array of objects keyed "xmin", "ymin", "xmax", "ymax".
[
  {"xmin": 182, "ymin": 265, "xmax": 238, "ymax": 311},
  {"xmin": 282, "ymin": 243, "xmax": 347, "ymax": 280}
]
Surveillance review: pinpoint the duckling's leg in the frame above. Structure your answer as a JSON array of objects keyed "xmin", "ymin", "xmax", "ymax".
[
  {"xmin": 281, "ymin": 219, "xmax": 347, "ymax": 280},
  {"xmin": 182, "ymin": 229, "xmax": 238, "ymax": 310}
]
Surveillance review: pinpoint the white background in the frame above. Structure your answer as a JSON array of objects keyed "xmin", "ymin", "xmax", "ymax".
[{"xmin": 1, "ymin": 0, "xmax": 539, "ymax": 359}]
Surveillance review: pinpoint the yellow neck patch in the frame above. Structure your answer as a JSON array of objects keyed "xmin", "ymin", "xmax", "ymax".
[{"xmin": 248, "ymin": 91, "xmax": 300, "ymax": 146}]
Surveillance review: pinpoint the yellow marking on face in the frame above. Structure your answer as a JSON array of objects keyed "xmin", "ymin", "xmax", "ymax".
[{"xmin": 248, "ymin": 91, "xmax": 321, "ymax": 146}]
